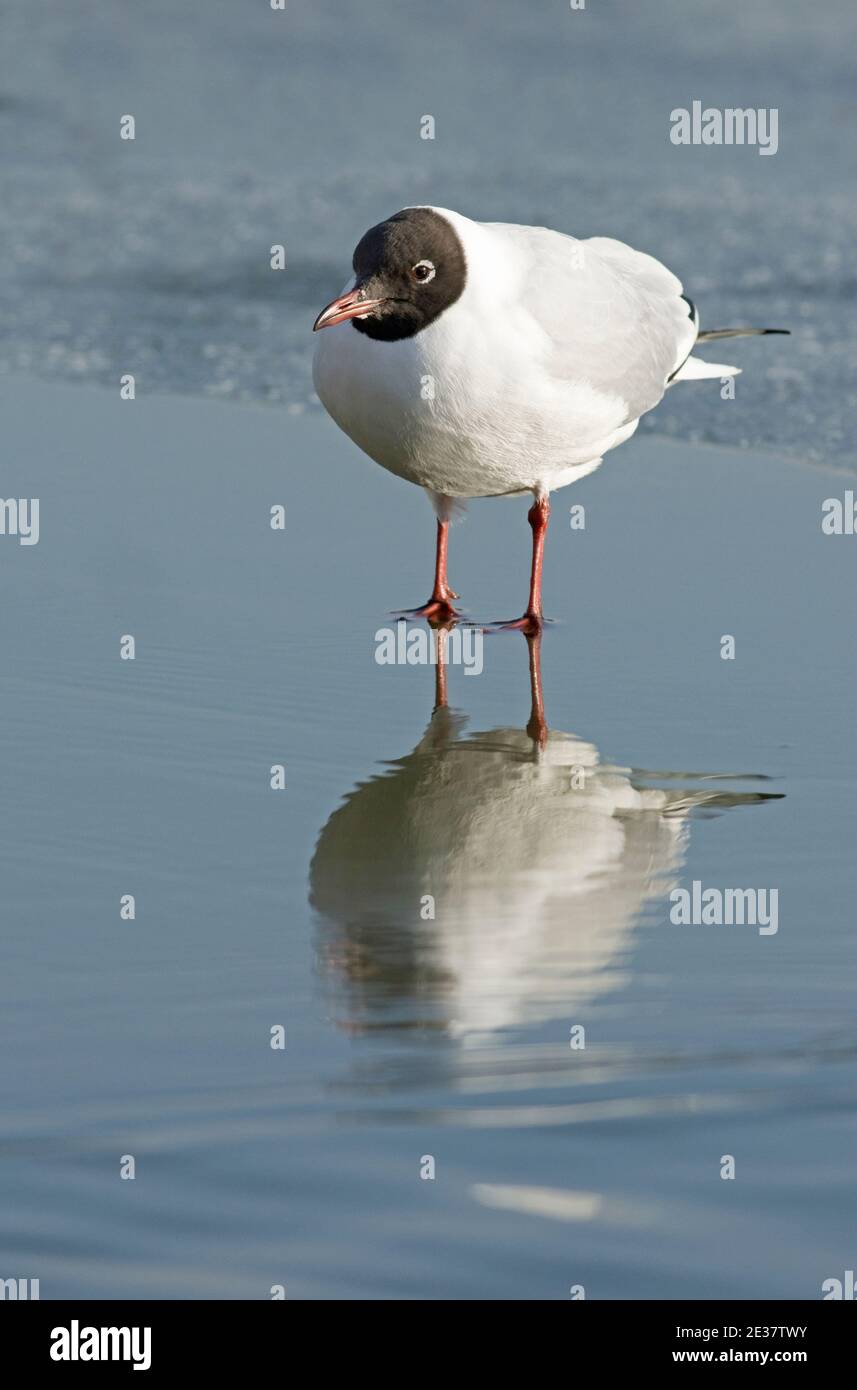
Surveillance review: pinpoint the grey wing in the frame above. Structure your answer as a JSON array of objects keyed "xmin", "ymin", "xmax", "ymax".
[{"xmin": 492, "ymin": 225, "xmax": 698, "ymax": 423}]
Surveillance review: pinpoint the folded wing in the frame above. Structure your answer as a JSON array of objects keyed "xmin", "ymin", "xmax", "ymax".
[{"xmin": 488, "ymin": 223, "xmax": 699, "ymax": 424}]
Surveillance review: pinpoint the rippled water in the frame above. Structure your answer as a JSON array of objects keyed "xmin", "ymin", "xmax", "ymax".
[
  {"xmin": 2, "ymin": 0, "xmax": 856, "ymax": 467},
  {"xmin": 1, "ymin": 376, "xmax": 854, "ymax": 1298}
]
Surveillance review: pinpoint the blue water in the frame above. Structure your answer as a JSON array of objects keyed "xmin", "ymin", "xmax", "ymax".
[
  {"xmin": 0, "ymin": 376, "xmax": 855, "ymax": 1299},
  {"xmin": 1, "ymin": 2, "xmax": 856, "ymax": 1301}
]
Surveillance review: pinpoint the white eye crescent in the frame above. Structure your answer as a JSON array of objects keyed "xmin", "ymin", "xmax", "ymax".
[{"xmin": 412, "ymin": 259, "xmax": 436, "ymax": 284}]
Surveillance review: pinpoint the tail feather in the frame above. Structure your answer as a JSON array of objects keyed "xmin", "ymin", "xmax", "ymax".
[
  {"xmin": 696, "ymin": 327, "xmax": 790, "ymax": 341},
  {"xmin": 670, "ymin": 323, "xmax": 789, "ymax": 385},
  {"xmin": 670, "ymin": 356, "xmax": 740, "ymax": 382}
]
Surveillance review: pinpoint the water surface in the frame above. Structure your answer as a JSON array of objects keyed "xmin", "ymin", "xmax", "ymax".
[{"xmin": 0, "ymin": 377, "xmax": 854, "ymax": 1298}]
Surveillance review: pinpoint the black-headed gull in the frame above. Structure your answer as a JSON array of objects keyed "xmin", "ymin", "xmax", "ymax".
[{"xmin": 313, "ymin": 207, "xmax": 787, "ymax": 630}]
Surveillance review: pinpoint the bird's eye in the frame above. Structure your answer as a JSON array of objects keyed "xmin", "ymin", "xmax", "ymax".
[{"xmin": 412, "ymin": 260, "xmax": 436, "ymax": 284}]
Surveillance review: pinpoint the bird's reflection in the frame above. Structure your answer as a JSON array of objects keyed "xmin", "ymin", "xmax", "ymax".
[{"xmin": 309, "ymin": 631, "xmax": 780, "ymax": 1041}]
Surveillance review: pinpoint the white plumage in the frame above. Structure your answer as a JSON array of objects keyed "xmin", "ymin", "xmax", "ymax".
[{"xmin": 313, "ymin": 206, "xmax": 731, "ymax": 502}]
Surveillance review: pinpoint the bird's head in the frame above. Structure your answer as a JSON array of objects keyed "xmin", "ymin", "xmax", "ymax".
[{"xmin": 313, "ymin": 207, "xmax": 467, "ymax": 341}]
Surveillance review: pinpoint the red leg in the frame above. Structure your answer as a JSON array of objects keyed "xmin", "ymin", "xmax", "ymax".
[
  {"xmin": 486, "ymin": 495, "xmax": 551, "ymax": 633},
  {"xmin": 525, "ymin": 630, "xmax": 548, "ymax": 747},
  {"xmin": 526, "ymin": 495, "xmax": 550, "ymax": 620},
  {"xmin": 396, "ymin": 518, "xmax": 461, "ymax": 622}
]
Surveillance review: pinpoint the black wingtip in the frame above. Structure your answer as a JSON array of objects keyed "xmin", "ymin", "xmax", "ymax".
[{"xmin": 697, "ymin": 326, "xmax": 791, "ymax": 341}]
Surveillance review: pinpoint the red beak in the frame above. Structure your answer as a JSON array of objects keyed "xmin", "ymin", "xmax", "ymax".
[{"xmin": 313, "ymin": 286, "xmax": 386, "ymax": 331}]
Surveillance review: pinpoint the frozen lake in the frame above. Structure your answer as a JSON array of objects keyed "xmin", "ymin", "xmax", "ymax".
[{"xmin": 1, "ymin": 0, "xmax": 855, "ymax": 467}]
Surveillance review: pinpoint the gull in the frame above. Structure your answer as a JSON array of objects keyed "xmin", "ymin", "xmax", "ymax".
[{"xmin": 313, "ymin": 207, "xmax": 787, "ymax": 630}]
